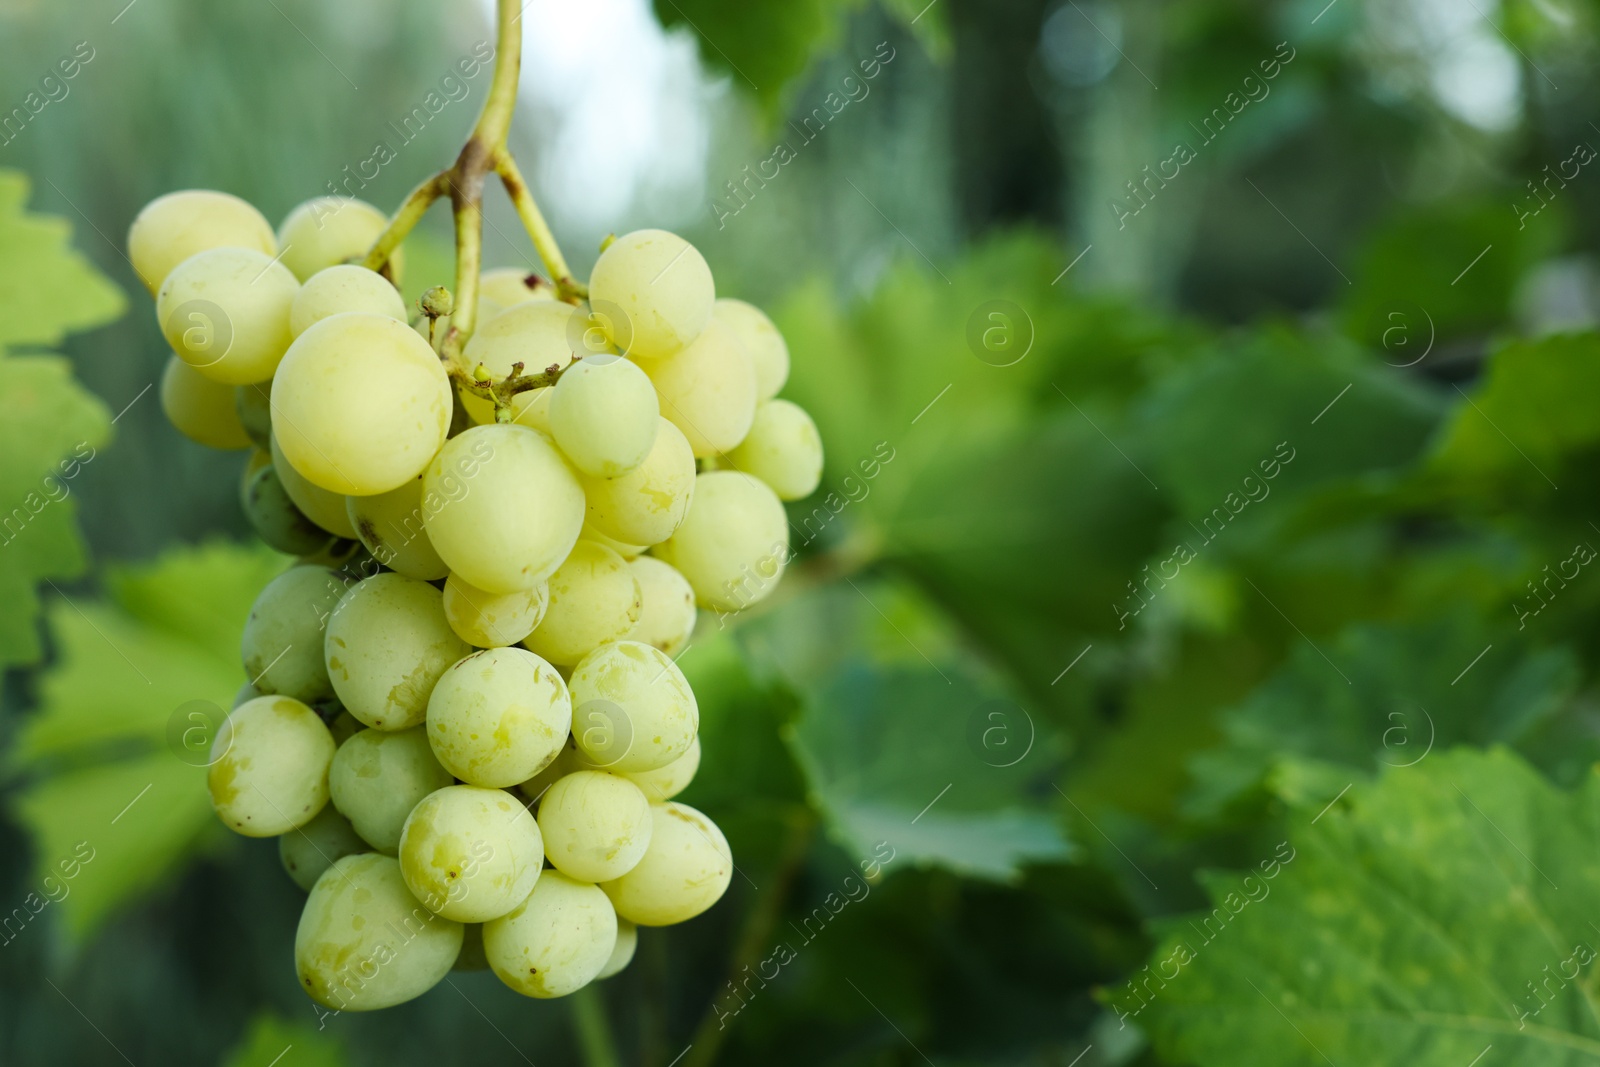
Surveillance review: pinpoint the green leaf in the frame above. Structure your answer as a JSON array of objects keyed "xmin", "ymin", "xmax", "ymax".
[
  {"xmin": 1137, "ymin": 748, "xmax": 1600, "ymax": 1066},
  {"xmin": 220, "ymin": 1013, "xmax": 348, "ymax": 1067},
  {"xmin": 652, "ymin": 0, "xmax": 861, "ymax": 110},
  {"xmin": 0, "ymin": 169, "xmax": 125, "ymax": 350}
]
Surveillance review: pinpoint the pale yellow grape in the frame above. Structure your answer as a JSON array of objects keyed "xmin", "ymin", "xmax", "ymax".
[
  {"xmin": 329, "ymin": 726, "xmax": 453, "ymax": 853},
  {"xmin": 325, "ymin": 574, "xmax": 470, "ymax": 730},
  {"xmin": 726, "ymin": 399, "xmax": 823, "ymax": 500},
  {"xmin": 569, "ymin": 641, "xmax": 697, "ymax": 773},
  {"xmin": 295, "ymin": 853, "xmax": 462, "ymax": 1011},
  {"xmin": 240, "ymin": 564, "xmax": 345, "ymax": 703},
  {"xmin": 580, "ymin": 418, "xmax": 695, "ymax": 547},
  {"xmin": 537, "ymin": 771, "xmax": 653, "ymax": 882},
  {"xmin": 460, "ymin": 300, "xmax": 578, "ymax": 424},
  {"xmin": 157, "ymin": 247, "xmax": 298, "ymax": 385},
  {"xmin": 621, "ymin": 737, "xmax": 700, "ymax": 804},
  {"xmin": 208, "ymin": 695, "xmax": 335, "ymax": 837},
  {"xmin": 160, "ymin": 354, "xmax": 252, "ymax": 449},
  {"xmin": 346, "ymin": 473, "xmax": 449, "ymax": 581},
  {"xmin": 516, "ymin": 743, "xmax": 579, "ymax": 805},
  {"xmin": 279, "ymin": 805, "xmax": 367, "ymax": 892},
  {"xmin": 278, "ymin": 197, "xmax": 400, "ymax": 282},
  {"xmin": 443, "ymin": 574, "xmax": 548, "ymax": 648},
  {"xmin": 484, "ymin": 869, "xmax": 617, "ymax": 998},
  {"xmin": 423, "ymin": 425, "xmax": 585, "ymax": 594},
  {"xmin": 627, "ymin": 557, "xmax": 696, "ymax": 657},
  {"xmin": 588, "ymin": 229, "xmax": 713, "ymax": 360},
  {"xmin": 601, "ymin": 802, "xmax": 731, "ymax": 926},
  {"xmin": 273, "ymin": 313, "xmax": 452, "ymax": 496},
  {"xmin": 236, "ymin": 381, "xmax": 272, "ymax": 449},
  {"xmin": 582, "ymin": 522, "xmax": 646, "ymax": 559},
  {"xmin": 399, "ymin": 785, "xmax": 544, "ymax": 922},
  {"xmin": 270, "ymin": 434, "xmax": 358, "ymax": 539},
  {"xmin": 522, "ymin": 541, "xmax": 642, "ymax": 666},
  {"xmin": 480, "ymin": 266, "xmax": 555, "ymax": 310},
  {"xmin": 597, "ymin": 921, "xmax": 637, "ymax": 979},
  {"xmin": 654, "ymin": 471, "xmax": 789, "ymax": 613},
  {"xmin": 643, "ymin": 319, "xmax": 756, "ymax": 458},
  {"xmin": 427, "ymin": 647, "xmax": 572, "ymax": 787},
  {"xmin": 128, "ymin": 189, "xmax": 276, "ymax": 294},
  {"xmin": 549, "ymin": 357, "xmax": 660, "ymax": 477},
  {"xmin": 517, "ymin": 387, "xmax": 555, "ymax": 433},
  {"xmin": 712, "ymin": 298, "xmax": 788, "ymax": 401},
  {"xmin": 290, "ymin": 265, "xmax": 407, "ymax": 338}
]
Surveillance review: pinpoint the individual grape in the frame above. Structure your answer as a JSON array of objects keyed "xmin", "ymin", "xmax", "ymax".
[
  {"xmin": 515, "ymin": 742, "xmax": 579, "ymax": 805},
  {"xmin": 127, "ymin": 189, "xmax": 276, "ymax": 294},
  {"xmin": 725, "ymin": 399, "xmax": 823, "ymax": 500},
  {"xmin": 426, "ymin": 647, "xmax": 572, "ymax": 787},
  {"xmin": 522, "ymin": 541, "xmax": 642, "ymax": 666},
  {"xmin": 324, "ymin": 573, "xmax": 470, "ymax": 730},
  {"xmin": 241, "ymin": 462, "xmax": 333, "ymax": 556},
  {"xmin": 549, "ymin": 356, "xmax": 660, "ymax": 477},
  {"xmin": 208, "ymin": 695, "xmax": 335, "ymax": 837},
  {"xmin": 345, "ymin": 473, "xmax": 449, "ymax": 581},
  {"xmin": 295, "ymin": 853, "xmax": 462, "ymax": 1011},
  {"xmin": 642, "ymin": 319, "xmax": 756, "ymax": 458},
  {"xmin": 483, "ymin": 868, "xmax": 617, "ymax": 998},
  {"xmin": 157, "ymin": 247, "xmax": 299, "ymax": 385},
  {"xmin": 399, "ymin": 785, "xmax": 544, "ymax": 923},
  {"xmin": 328, "ymin": 726, "xmax": 454, "ymax": 854},
  {"xmin": 160, "ymin": 354, "xmax": 253, "ymax": 449},
  {"xmin": 712, "ymin": 298, "xmax": 789, "ymax": 401},
  {"xmin": 240, "ymin": 564, "xmax": 345, "ymax": 703},
  {"xmin": 236, "ymin": 381, "xmax": 272, "ymax": 449},
  {"xmin": 597, "ymin": 921, "xmax": 637, "ymax": 979},
  {"xmin": 479, "ymin": 267, "xmax": 554, "ymax": 313},
  {"xmin": 277, "ymin": 197, "xmax": 400, "ymax": 282},
  {"xmin": 272, "ymin": 313, "xmax": 452, "ymax": 496},
  {"xmin": 654, "ymin": 471, "xmax": 789, "ymax": 613},
  {"xmin": 579, "ymin": 418, "xmax": 695, "ymax": 547},
  {"xmin": 279, "ymin": 805, "xmax": 367, "ymax": 892},
  {"xmin": 270, "ymin": 434, "xmax": 358, "ymax": 539},
  {"xmin": 423, "ymin": 424, "xmax": 585, "ymax": 594},
  {"xmin": 455, "ymin": 923, "xmax": 490, "ymax": 971},
  {"xmin": 627, "ymin": 557, "xmax": 696, "ymax": 657},
  {"xmin": 568, "ymin": 641, "xmax": 697, "ymax": 773},
  {"xmin": 621, "ymin": 736, "xmax": 700, "ymax": 804},
  {"xmin": 460, "ymin": 300, "xmax": 578, "ymax": 424},
  {"xmin": 290, "ymin": 265, "xmax": 407, "ymax": 338},
  {"xmin": 588, "ymin": 229, "xmax": 713, "ymax": 360},
  {"xmin": 600, "ymin": 802, "xmax": 731, "ymax": 926},
  {"xmin": 536, "ymin": 771, "xmax": 653, "ymax": 882},
  {"xmin": 442, "ymin": 573, "xmax": 549, "ymax": 648}
]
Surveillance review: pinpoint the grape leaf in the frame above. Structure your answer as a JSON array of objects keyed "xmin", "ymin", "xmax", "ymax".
[
  {"xmin": 221, "ymin": 1013, "xmax": 347, "ymax": 1067},
  {"xmin": 652, "ymin": 0, "xmax": 861, "ymax": 111},
  {"xmin": 1135, "ymin": 747, "xmax": 1600, "ymax": 1067},
  {"xmin": 0, "ymin": 169, "xmax": 125, "ymax": 350}
]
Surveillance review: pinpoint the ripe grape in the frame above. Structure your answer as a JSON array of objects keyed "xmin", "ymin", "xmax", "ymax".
[
  {"xmin": 483, "ymin": 868, "xmax": 617, "ymax": 998},
  {"xmin": 596, "ymin": 920, "xmax": 637, "ymax": 979},
  {"xmin": 479, "ymin": 266, "xmax": 554, "ymax": 316},
  {"xmin": 157, "ymin": 247, "xmax": 298, "ymax": 384},
  {"xmin": 549, "ymin": 356, "xmax": 660, "ymax": 477},
  {"xmin": 426, "ymin": 647, "xmax": 572, "ymax": 787},
  {"xmin": 725, "ymin": 399, "xmax": 823, "ymax": 500},
  {"xmin": 712, "ymin": 298, "xmax": 789, "ymax": 401},
  {"xmin": 622, "ymin": 736, "xmax": 700, "ymax": 804},
  {"xmin": 588, "ymin": 229, "xmax": 713, "ymax": 360},
  {"xmin": 236, "ymin": 381, "xmax": 272, "ymax": 449},
  {"xmin": 278, "ymin": 197, "xmax": 399, "ymax": 282},
  {"xmin": 290, "ymin": 265, "xmax": 407, "ymax": 338},
  {"xmin": 536, "ymin": 770, "xmax": 653, "ymax": 882},
  {"xmin": 579, "ymin": 417, "xmax": 695, "ymax": 546},
  {"xmin": 642, "ymin": 319, "xmax": 756, "ymax": 458},
  {"xmin": 279, "ymin": 805, "xmax": 367, "ymax": 892},
  {"xmin": 627, "ymin": 556, "xmax": 696, "ymax": 657},
  {"xmin": 240, "ymin": 564, "xmax": 345, "ymax": 703},
  {"xmin": 208, "ymin": 695, "xmax": 336, "ymax": 837},
  {"xmin": 442, "ymin": 574, "xmax": 549, "ymax": 648},
  {"xmin": 272, "ymin": 313, "xmax": 453, "ymax": 496},
  {"xmin": 160, "ymin": 355, "xmax": 253, "ymax": 450},
  {"xmin": 569, "ymin": 641, "xmax": 697, "ymax": 773},
  {"xmin": 241, "ymin": 462, "xmax": 332, "ymax": 556},
  {"xmin": 399, "ymin": 785, "xmax": 544, "ymax": 923},
  {"xmin": 269, "ymin": 434, "xmax": 358, "ymax": 539},
  {"xmin": 460, "ymin": 300, "xmax": 577, "ymax": 424},
  {"xmin": 324, "ymin": 573, "xmax": 470, "ymax": 730},
  {"xmin": 328, "ymin": 726, "xmax": 454, "ymax": 854},
  {"xmin": 128, "ymin": 189, "xmax": 276, "ymax": 294},
  {"xmin": 654, "ymin": 471, "xmax": 789, "ymax": 612},
  {"xmin": 345, "ymin": 473, "xmax": 449, "ymax": 581},
  {"xmin": 600, "ymin": 802, "xmax": 731, "ymax": 926},
  {"xmin": 521, "ymin": 540, "xmax": 643, "ymax": 666}
]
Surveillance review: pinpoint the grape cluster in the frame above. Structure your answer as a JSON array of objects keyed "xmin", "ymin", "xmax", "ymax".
[{"xmin": 131, "ymin": 189, "xmax": 823, "ymax": 1010}]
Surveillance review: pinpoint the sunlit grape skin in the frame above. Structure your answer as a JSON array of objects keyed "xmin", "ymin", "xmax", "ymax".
[
  {"xmin": 157, "ymin": 247, "xmax": 299, "ymax": 385},
  {"xmin": 329, "ymin": 726, "xmax": 454, "ymax": 854},
  {"xmin": 277, "ymin": 196, "xmax": 400, "ymax": 282},
  {"xmin": 654, "ymin": 470, "xmax": 790, "ymax": 612},
  {"xmin": 600, "ymin": 802, "xmax": 732, "ymax": 926},
  {"xmin": 398, "ymin": 785, "xmax": 545, "ymax": 923},
  {"xmin": 642, "ymin": 318, "xmax": 757, "ymax": 459},
  {"xmin": 426, "ymin": 647, "xmax": 571, "ymax": 787},
  {"xmin": 324, "ymin": 573, "xmax": 470, "ymax": 731},
  {"xmin": 588, "ymin": 229, "xmax": 714, "ymax": 360},
  {"xmin": 483, "ymin": 868, "xmax": 617, "ymax": 998},
  {"xmin": 208, "ymin": 695, "xmax": 335, "ymax": 838},
  {"xmin": 128, "ymin": 189, "xmax": 277, "ymax": 294}
]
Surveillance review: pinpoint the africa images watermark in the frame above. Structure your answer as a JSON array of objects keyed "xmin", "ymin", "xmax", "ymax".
[
  {"xmin": 0, "ymin": 442, "xmax": 98, "ymax": 549},
  {"xmin": 0, "ymin": 41, "xmax": 96, "ymax": 149}
]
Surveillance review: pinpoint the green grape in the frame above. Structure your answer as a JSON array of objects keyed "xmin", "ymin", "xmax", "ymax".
[
  {"xmin": 290, "ymin": 265, "xmax": 407, "ymax": 338},
  {"xmin": 515, "ymin": 742, "xmax": 578, "ymax": 805},
  {"xmin": 345, "ymin": 473, "xmax": 450, "ymax": 581},
  {"xmin": 279, "ymin": 805, "xmax": 367, "ymax": 892},
  {"xmin": 460, "ymin": 300, "xmax": 577, "ymax": 424},
  {"xmin": 483, "ymin": 868, "xmax": 617, "ymax": 999},
  {"xmin": 654, "ymin": 471, "xmax": 789, "ymax": 613},
  {"xmin": 208, "ymin": 695, "xmax": 336, "ymax": 837},
  {"xmin": 160, "ymin": 354, "xmax": 252, "ymax": 449},
  {"xmin": 479, "ymin": 266, "xmax": 555, "ymax": 313},
  {"xmin": 327, "ymin": 708, "xmax": 363, "ymax": 746},
  {"xmin": 272, "ymin": 313, "xmax": 453, "ymax": 496},
  {"xmin": 588, "ymin": 229, "xmax": 713, "ymax": 360},
  {"xmin": 621, "ymin": 736, "xmax": 700, "ymax": 804},
  {"xmin": 600, "ymin": 802, "xmax": 731, "ymax": 926},
  {"xmin": 240, "ymin": 564, "xmax": 345, "ymax": 703},
  {"xmin": 596, "ymin": 920, "xmax": 637, "ymax": 979},
  {"xmin": 423, "ymin": 424, "xmax": 585, "ymax": 595},
  {"xmin": 454, "ymin": 923, "xmax": 490, "ymax": 971},
  {"xmin": 295, "ymin": 853, "xmax": 462, "ymax": 1011},
  {"xmin": 270, "ymin": 434, "xmax": 358, "ymax": 539},
  {"xmin": 399, "ymin": 785, "xmax": 544, "ymax": 923},
  {"xmin": 537, "ymin": 771, "xmax": 653, "ymax": 882},
  {"xmin": 642, "ymin": 319, "xmax": 756, "ymax": 459},
  {"xmin": 277, "ymin": 197, "xmax": 400, "ymax": 282},
  {"xmin": 442, "ymin": 573, "xmax": 548, "ymax": 648},
  {"xmin": 712, "ymin": 298, "xmax": 789, "ymax": 401},
  {"xmin": 569, "ymin": 641, "xmax": 697, "ymax": 773},
  {"xmin": 324, "ymin": 573, "xmax": 470, "ymax": 730},
  {"xmin": 549, "ymin": 356, "xmax": 660, "ymax": 477},
  {"xmin": 627, "ymin": 556, "xmax": 696, "ymax": 657},
  {"xmin": 236, "ymin": 381, "xmax": 273, "ymax": 449},
  {"xmin": 522, "ymin": 541, "xmax": 642, "ymax": 666},
  {"xmin": 426, "ymin": 647, "xmax": 572, "ymax": 787},
  {"xmin": 127, "ymin": 189, "xmax": 276, "ymax": 294},
  {"xmin": 581, "ymin": 521, "xmax": 647, "ymax": 559},
  {"xmin": 241, "ymin": 462, "xmax": 335, "ymax": 556},
  {"xmin": 579, "ymin": 417, "xmax": 695, "ymax": 547},
  {"xmin": 157, "ymin": 247, "xmax": 299, "ymax": 385},
  {"xmin": 725, "ymin": 399, "xmax": 823, "ymax": 501},
  {"xmin": 328, "ymin": 726, "xmax": 454, "ymax": 854}
]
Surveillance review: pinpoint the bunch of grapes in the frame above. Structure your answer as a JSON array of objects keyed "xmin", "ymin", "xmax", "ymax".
[{"xmin": 130, "ymin": 187, "xmax": 823, "ymax": 1010}]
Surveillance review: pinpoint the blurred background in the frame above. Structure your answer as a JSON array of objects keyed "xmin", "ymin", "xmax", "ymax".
[{"xmin": 4, "ymin": 0, "xmax": 1600, "ymax": 1063}]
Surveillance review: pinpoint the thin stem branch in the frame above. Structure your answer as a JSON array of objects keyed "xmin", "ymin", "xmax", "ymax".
[
  {"xmin": 570, "ymin": 985, "xmax": 624, "ymax": 1067},
  {"xmin": 362, "ymin": 173, "xmax": 445, "ymax": 277},
  {"xmin": 495, "ymin": 149, "xmax": 585, "ymax": 303}
]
